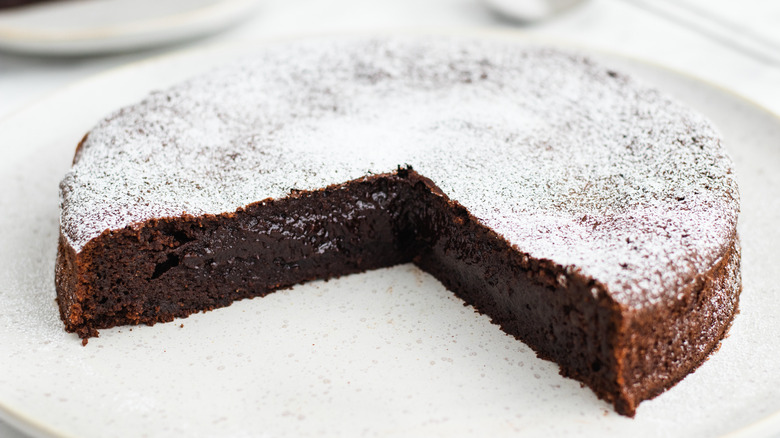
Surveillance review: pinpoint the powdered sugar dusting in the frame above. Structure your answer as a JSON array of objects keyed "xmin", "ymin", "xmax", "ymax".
[{"xmin": 59, "ymin": 36, "xmax": 739, "ymax": 308}]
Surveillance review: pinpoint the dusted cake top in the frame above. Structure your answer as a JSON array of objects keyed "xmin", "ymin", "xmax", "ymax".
[{"xmin": 59, "ymin": 36, "xmax": 739, "ymax": 308}]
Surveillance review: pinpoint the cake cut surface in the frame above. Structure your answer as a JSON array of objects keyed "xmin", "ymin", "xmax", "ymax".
[{"xmin": 55, "ymin": 37, "xmax": 741, "ymax": 417}]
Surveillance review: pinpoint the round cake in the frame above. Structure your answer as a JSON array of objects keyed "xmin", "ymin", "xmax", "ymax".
[{"xmin": 55, "ymin": 36, "xmax": 741, "ymax": 417}]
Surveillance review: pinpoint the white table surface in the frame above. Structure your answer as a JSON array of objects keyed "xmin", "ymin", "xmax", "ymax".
[{"xmin": 1, "ymin": 0, "xmax": 778, "ymax": 436}]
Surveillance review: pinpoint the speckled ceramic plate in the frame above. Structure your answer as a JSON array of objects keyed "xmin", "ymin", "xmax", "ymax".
[
  {"xmin": 0, "ymin": 0, "xmax": 259, "ymax": 55},
  {"xmin": 0, "ymin": 33, "xmax": 778, "ymax": 438}
]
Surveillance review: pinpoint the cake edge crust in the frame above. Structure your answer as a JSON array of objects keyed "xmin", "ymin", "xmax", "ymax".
[{"xmin": 613, "ymin": 237, "xmax": 741, "ymax": 416}]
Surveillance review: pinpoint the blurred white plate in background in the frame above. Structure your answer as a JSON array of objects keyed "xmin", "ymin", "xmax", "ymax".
[{"xmin": 0, "ymin": 0, "xmax": 259, "ymax": 55}]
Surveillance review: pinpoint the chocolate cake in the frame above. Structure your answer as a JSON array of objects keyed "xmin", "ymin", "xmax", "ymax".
[{"xmin": 55, "ymin": 37, "xmax": 741, "ymax": 417}]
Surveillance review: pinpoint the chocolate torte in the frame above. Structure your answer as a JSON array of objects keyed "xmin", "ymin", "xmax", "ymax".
[{"xmin": 55, "ymin": 37, "xmax": 741, "ymax": 417}]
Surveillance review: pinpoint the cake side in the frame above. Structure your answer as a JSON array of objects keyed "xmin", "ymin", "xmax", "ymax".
[
  {"xmin": 55, "ymin": 232, "xmax": 92, "ymax": 339},
  {"xmin": 614, "ymin": 238, "xmax": 741, "ymax": 414}
]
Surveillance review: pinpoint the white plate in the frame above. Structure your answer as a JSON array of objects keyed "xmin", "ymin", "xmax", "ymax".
[
  {"xmin": 0, "ymin": 33, "xmax": 779, "ymax": 438},
  {"xmin": 0, "ymin": 0, "xmax": 259, "ymax": 55}
]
